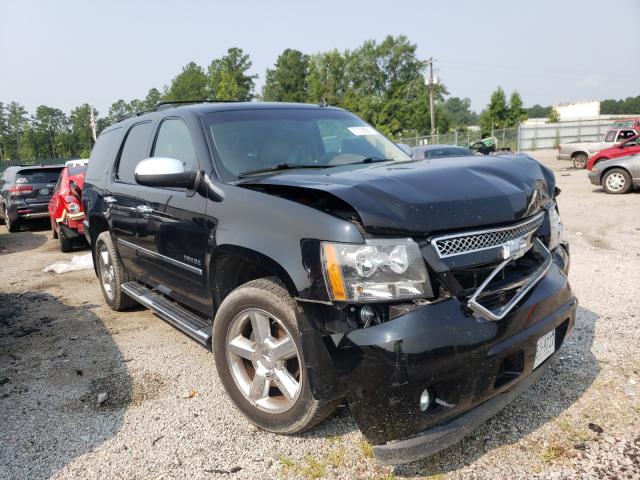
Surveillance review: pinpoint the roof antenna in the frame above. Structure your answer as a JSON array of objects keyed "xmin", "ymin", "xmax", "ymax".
[{"xmin": 320, "ymin": 97, "xmax": 328, "ymax": 107}]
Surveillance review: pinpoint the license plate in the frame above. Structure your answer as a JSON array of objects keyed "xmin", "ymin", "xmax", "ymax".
[{"xmin": 534, "ymin": 329, "xmax": 555, "ymax": 369}]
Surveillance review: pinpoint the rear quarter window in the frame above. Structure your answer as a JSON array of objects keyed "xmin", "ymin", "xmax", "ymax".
[{"xmin": 86, "ymin": 127, "xmax": 122, "ymax": 182}]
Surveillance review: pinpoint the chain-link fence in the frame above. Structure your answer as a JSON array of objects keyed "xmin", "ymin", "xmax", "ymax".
[
  {"xmin": 399, "ymin": 116, "xmax": 637, "ymax": 152},
  {"xmin": 400, "ymin": 128, "xmax": 518, "ymax": 152}
]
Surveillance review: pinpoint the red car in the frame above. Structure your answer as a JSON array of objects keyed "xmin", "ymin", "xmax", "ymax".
[
  {"xmin": 48, "ymin": 165, "xmax": 87, "ymax": 252},
  {"xmin": 587, "ymin": 134, "xmax": 640, "ymax": 170}
]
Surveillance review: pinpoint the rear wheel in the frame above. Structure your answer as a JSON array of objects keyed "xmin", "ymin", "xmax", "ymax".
[
  {"xmin": 5, "ymin": 208, "xmax": 19, "ymax": 233},
  {"xmin": 94, "ymin": 231, "xmax": 136, "ymax": 311},
  {"xmin": 602, "ymin": 168, "xmax": 632, "ymax": 194},
  {"xmin": 213, "ymin": 278, "xmax": 337, "ymax": 434},
  {"xmin": 59, "ymin": 227, "xmax": 73, "ymax": 252},
  {"xmin": 572, "ymin": 153, "xmax": 587, "ymax": 169}
]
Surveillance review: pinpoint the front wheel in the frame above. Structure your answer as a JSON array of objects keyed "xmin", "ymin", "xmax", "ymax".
[
  {"xmin": 602, "ymin": 168, "xmax": 632, "ymax": 194},
  {"xmin": 572, "ymin": 153, "xmax": 587, "ymax": 169},
  {"xmin": 213, "ymin": 278, "xmax": 336, "ymax": 434},
  {"xmin": 94, "ymin": 231, "xmax": 136, "ymax": 311}
]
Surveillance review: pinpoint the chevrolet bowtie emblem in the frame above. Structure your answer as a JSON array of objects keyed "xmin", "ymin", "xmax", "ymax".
[{"xmin": 500, "ymin": 236, "xmax": 531, "ymax": 261}]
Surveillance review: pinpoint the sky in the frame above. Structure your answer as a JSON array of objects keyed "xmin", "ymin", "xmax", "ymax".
[{"xmin": 1, "ymin": 0, "xmax": 639, "ymax": 116}]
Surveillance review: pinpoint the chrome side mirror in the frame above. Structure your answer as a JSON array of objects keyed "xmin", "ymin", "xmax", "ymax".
[
  {"xmin": 134, "ymin": 157, "xmax": 225, "ymax": 202},
  {"xmin": 134, "ymin": 157, "xmax": 198, "ymax": 189}
]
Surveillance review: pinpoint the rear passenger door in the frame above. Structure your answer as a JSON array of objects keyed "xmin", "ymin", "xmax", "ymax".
[
  {"xmin": 108, "ymin": 121, "xmax": 154, "ymax": 275},
  {"xmin": 135, "ymin": 117, "xmax": 210, "ymax": 312}
]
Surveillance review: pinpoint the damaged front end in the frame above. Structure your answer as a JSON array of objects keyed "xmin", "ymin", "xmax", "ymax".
[
  {"xmin": 240, "ymin": 154, "xmax": 575, "ymax": 464},
  {"xmin": 297, "ymin": 206, "xmax": 575, "ymax": 465}
]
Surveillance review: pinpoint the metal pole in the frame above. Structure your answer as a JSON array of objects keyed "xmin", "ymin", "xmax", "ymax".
[{"xmin": 429, "ymin": 59, "xmax": 435, "ymax": 135}]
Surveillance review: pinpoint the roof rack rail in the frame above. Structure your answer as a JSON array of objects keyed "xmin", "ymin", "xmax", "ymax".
[
  {"xmin": 116, "ymin": 99, "xmax": 242, "ymax": 123},
  {"xmin": 155, "ymin": 99, "xmax": 241, "ymax": 109}
]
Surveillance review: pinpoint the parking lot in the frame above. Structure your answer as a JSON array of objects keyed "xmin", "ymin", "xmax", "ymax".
[{"xmin": 0, "ymin": 151, "xmax": 638, "ymax": 480}]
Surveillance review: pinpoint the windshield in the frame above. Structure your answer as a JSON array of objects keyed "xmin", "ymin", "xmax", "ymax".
[
  {"xmin": 204, "ymin": 108, "xmax": 411, "ymax": 180},
  {"xmin": 605, "ymin": 131, "xmax": 616, "ymax": 142}
]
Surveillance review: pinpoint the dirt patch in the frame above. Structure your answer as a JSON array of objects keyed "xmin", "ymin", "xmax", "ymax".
[{"xmin": 131, "ymin": 371, "xmax": 168, "ymax": 406}]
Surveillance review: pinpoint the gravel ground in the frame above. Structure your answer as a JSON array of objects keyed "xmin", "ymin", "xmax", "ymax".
[{"xmin": 0, "ymin": 151, "xmax": 638, "ymax": 480}]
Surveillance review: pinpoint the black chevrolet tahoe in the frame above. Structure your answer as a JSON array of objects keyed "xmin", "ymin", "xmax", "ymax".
[{"xmin": 82, "ymin": 102, "xmax": 575, "ymax": 464}]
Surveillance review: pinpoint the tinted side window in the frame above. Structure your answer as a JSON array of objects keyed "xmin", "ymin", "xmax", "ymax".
[
  {"xmin": 116, "ymin": 122, "xmax": 153, "ymax": 184},
  {"xmin": 153, "ymin": 118, "xmax": 198, "ymax": 170},
  {"xmin": 86, "ymin": 127, "xmax": 122, "ymax": 181}
]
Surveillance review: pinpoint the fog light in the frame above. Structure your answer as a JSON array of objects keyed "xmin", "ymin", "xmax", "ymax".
[
  {"xmin": 359, "ymin": 305, "xmax": 376, "ymax": 327},
  {"xmin": 419, "ymin": 389, "xmax": 431, "ymax": 412}
]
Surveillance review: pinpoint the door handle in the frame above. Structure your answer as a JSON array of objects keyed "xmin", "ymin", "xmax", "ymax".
[{"xmin": 136, "ymin": 205, "xmax": 153, "ymax": 214}]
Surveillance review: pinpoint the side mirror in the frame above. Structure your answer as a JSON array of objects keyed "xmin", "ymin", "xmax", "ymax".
[
  {"xmin": 134, "ymin": 157, "xmax": 225, "ymax": 202},
  {"xmin": 397, "ymin": 143, "xmax": 414, "ymax": 158},
  {"xmin": 135, "ymin": 157, "xmax": 198, "ymax": 189}
]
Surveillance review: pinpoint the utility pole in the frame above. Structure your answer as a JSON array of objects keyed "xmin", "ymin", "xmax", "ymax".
[{"xmin": 424, "ymin": 58, "xmax": 436, "ymax": 135}]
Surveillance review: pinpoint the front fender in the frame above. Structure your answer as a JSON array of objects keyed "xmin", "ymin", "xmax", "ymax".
[{"xmin": 211, "ymin": 184, "xmax": 364, "ymax": 301}]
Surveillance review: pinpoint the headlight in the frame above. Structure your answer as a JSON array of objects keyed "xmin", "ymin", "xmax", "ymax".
[
  {"xmin": 548, "ymin": 203, "xmax": 564, "ymax": 250},
  {"xmin": 68, "ymin": 202, "xmax": 80, "ymax": 214},
  {"xmin": 321, "ymin": 238, "xmax": 430, "ymax": 302}
]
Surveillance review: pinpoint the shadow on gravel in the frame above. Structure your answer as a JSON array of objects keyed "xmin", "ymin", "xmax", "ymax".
[
  {"xmin": 0, "ymin": 230, "xmax": 47, "ymax": 255},
  {"xmin": 0, "ymin": 291, "xmax": 132, "ymax": 480},
  {"xmin": 394, "ymin": 306, "xmax": 600, "ymax": 478}
]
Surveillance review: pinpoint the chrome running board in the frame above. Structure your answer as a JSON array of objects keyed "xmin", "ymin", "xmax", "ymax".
[{"xmin": 121, "ymin": 281, "xmax": 211, "ymax": 345}]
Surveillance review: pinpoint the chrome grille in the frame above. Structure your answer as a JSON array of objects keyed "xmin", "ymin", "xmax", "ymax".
[{"xmin": 432, "ymin": 211, "xmax": 545, "ymax": 258}]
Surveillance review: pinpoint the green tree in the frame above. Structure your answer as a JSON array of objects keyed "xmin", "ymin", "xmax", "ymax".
[
  {"xmin": 525, "ymin": 104, "xmax": 551, "ymax": 118},
  {"xmin": 107, "ymin": 99, "xmax": 134, "ymax": 125},
  {"xmin": 208, "ymin": 48, "xmax": 257, "ymax": 101},
  {"xmin": 479, "ymin": 86, "xmax": 508, "ymax": 133},
  {"xmin": 32, "ymin": 105, "xmax": 68, "ymax": 158},
  {"xmin": 263, "ymin": 49, "xmax": 310, "ymax": 102},
  {"xmin": 5, "ymin": 102, "xmax": 29, "ymax": 160},
  {"xmin": 143, "ymin": 88, "xmax": 163, "ymax": 109},
  {"xmin": 0, "ymin": 102, "xmax": 7, "ymax": 161},
  {"xmin": 164, "ymin": 61, "xmax": 209, "ymax": 102},
  {"xmin": 547, "ymin": 108, "xmax": 560, "ymax": 123},
  {"xmin": 69, "ymin": 104, "xmax": 98, "ymax": 158},
  {"xmin": 442, "ymin": 97, "xmax": 478, "ymax": 129},
  {"xmin": 306, "ymin": 50, "xmax": 346, "ymax": 106},
  {"xmin": 506, "ymin": 91, "xmax": 527, "ymax": 127}
]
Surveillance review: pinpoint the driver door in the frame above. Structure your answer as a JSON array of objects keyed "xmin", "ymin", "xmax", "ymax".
[{"xmin": 135, "ymin": 116, "xmax": 210, "ymax": 312}]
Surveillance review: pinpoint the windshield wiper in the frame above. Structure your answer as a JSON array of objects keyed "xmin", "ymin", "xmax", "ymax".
[
  {"xmin": 238, "ymin": 163, "xmax": 330, "ymax": 178},
  {"xmin": 341, "ymin": 157, "xmax": 395, "ymax": 166}
]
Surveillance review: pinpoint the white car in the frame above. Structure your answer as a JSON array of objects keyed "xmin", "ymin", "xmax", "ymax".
[{"xmin": 64, "ymin": 159, "xmax": 89, "ymax": 167}]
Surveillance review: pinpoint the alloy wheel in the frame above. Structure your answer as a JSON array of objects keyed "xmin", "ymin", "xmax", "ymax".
[
  {"xmin": 605, "ymin": 172, "xmax": 626, "ymax": 192},
  {"xmin": 98, "ymin": 243, "xmax": 116, "ymax": 300},
  {"xmin": 226, "ymin": 308, "xmax": 302, "ymax": 413}
]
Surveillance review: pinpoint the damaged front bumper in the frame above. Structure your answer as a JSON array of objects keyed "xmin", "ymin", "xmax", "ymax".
[{"xmin": 324, "ymin": 252, "xmax": 576, "ymax": 465}]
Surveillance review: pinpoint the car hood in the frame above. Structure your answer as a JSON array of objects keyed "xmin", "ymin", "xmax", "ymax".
[{"xmin": 239, "ymin": 154, "xmax": 556, "ymax": 235}]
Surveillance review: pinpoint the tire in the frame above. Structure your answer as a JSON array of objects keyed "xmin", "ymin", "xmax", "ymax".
[
  {"xmin": 213, "ymin": 278, "xmax": 337, "ymax": 434},
  {"xmin": 572, "ymin": 153, "xmax": 587, "ymax": 169},
  {"xmin": 5, "ymin": 208, "xmax": 19, "ymax": 233},
  {"xmin": 51, "ymin": 218, "xmax": 58, "ymax": 239},
  {"xmin": 94, "ymin": 231, "xmax": 136, "ymax": 311},
  {"xmin": 602, "ymin": 168, "xmax": 632, "ymax": 194},
  {"xmin": 59, "ymin": 227, "xmax": 73, "ymax": 252}
]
